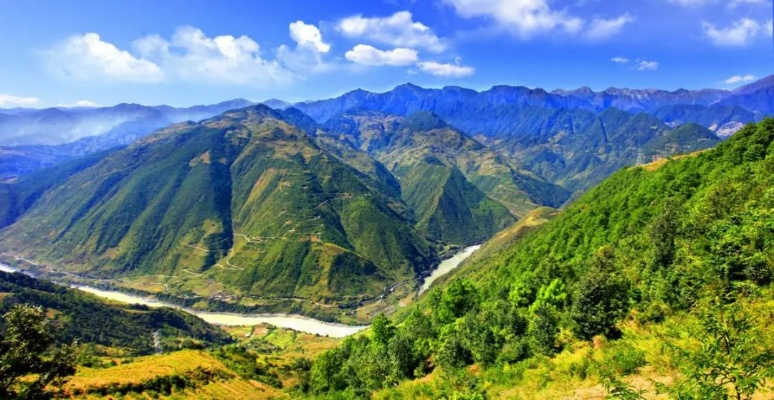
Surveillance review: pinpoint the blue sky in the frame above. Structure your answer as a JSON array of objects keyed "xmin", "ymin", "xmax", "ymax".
[{"xmin": 0, "ymin": 0, "xmax": 772, "ymax": 108}]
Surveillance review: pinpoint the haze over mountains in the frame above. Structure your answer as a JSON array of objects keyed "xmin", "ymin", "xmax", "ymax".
[{"xmin": 1, "ymin": 76, "xmax": 771, "ymax": 181}]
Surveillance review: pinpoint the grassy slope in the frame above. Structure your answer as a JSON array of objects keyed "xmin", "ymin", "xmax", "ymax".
[{"xmin": 62, "ymin": 350, "xmax": 280, "ymax": 399}]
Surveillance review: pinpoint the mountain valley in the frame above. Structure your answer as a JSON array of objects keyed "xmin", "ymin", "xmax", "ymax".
[{"xmin": 0, "ymin": 79, "xmax": 772, "ymax": 399}]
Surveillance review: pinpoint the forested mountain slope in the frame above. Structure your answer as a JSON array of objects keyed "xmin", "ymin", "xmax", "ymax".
[{"xmin": 302, "ymin": 118, "xmax": 774, "ymax": 398}]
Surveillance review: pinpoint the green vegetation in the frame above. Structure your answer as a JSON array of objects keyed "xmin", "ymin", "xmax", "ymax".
[
  {"xmin": 326, "ymin": 111, "xmax": 570, "ymax": 244},
  {"xmin": 0, "ymin": 303, "xmax": 77, "ymax": 399},
  {"xmin": 0, "ymin": 271, "xmax": 232, "ymax": 354},
  {"xmin": 0, "ymin": 106, "xmax": 436, "ymax": 309},
  {"xmin": 302, "ymin": 118, "xmax": 774, "ymax": 398}
]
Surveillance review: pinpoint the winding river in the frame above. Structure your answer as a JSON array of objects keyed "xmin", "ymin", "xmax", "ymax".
[{"xmin": 0, "ymin": 245, "xmax": 479, "ymax": 338}]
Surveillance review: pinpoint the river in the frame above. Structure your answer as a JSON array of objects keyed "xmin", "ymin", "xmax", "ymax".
[
  {"xmin": 0, "ymin": 264, "xmax": 16, "ymax": 273},
  {"xmin": 419, "ymin": 245, "xmax": 481, "ymax": 294},
  {"xmin": 0, "ymin": 245, "xmax": 479, "ymax": 337}
]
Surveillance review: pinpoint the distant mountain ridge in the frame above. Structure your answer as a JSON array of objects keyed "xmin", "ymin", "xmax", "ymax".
[
  {"xmin": 295, "ymin": 76, "xmax": 773, "ymax": 131},
  {"xmin": 2, "ymin": 76, "xmax": 771, "ymax": 180},
  {"xmin": 0, "ymin": 99, "xmax": 303, "ymax": 179}
]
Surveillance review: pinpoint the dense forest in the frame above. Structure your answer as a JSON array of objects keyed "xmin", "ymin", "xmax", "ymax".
[{"xmin": 301, "ymin": 118, "xmax": 774, "ymax": 398}]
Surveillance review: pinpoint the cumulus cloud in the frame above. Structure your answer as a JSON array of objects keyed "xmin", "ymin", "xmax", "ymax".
[
  {"xmin": 725, "ymin": 74, "xmax": 757, "ymax": 84},
  {"xmin": 344, "ymin": 44, "xmax": 418, "ymax": 66},
  {"xmin": 636, "ymin": 60, "xmax": 659, "ymax": 71},
  {"xmin": 0, "ymin": 94, "xmax": 43, "ymax": 108},
  {"xmin": 134, "ymin": 26, "xmax": 293, "ymax": 85},
  {"xmin": 611, "ymin": 56, "xmax": 629, "ymax": 64},
  {"xmin": 289, "ymin": 21, "xmax": 330, "ymax": 53},
  {"xmin": 277, "ymin": 21, "xmax": 335, "ymax": 73},
  {"xmin": 56, "ymin": 100, "xmax": 100, "ymax": 108},
  {"xmin": 46, "ymin": 27, "xmax": 296, "ymax": 86},
  {"xmin": 47, "ymin": 33, "xmax": 164, "ymax": 83},
  {"xmin": 584, "ymin": 13, "xmax": 634, "ymax": 40},
  {"xmin": 337, "ymin": 11, "xmax": 447, "ymax": 52},
  {"xmin": 442, "ymin": 0, "xmax": 585, "ymax": 38},
  {"xmin": 417, "ymin": 61, "xmax": 475, "ymax": 77},
  {"xmin": 702, "ymin": 18, "xmax": 760, "ymax": 46}
]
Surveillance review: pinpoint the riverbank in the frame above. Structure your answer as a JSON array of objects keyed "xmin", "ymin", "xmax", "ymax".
[{"xmin": 0, "ymin": 244, "xmax": 479, "ymax": 337}]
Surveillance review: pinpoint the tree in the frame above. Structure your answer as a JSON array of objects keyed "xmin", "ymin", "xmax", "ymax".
[
  {"xmin": 571, "ymin": 246, "xmax": 631, "ymax": 340},
  {"xmin": 371, "ymin": 313, "xmax": 395, "ymax": 347},
  {"xmin": 527, "ymin": 303, "xmax": 559, "ymax": 356},
  {"xmin": 650, "ymin": 199, "xmax": 680, "ymax": 270},
  {"xmin": 308, "ymin": 349, "xmax": 344, "ymax": 393},
  {"xmin": 0, "ymin": 304, "xmax": 77, "ymax": 399},
  {"xmin": 431, "ymin": 280, "xmax": 480, "ymax": 326}
]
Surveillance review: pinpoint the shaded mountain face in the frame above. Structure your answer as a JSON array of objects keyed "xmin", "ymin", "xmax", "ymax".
[
  {"xmin": 324, "ymin": 107, "xmax": 721, "ymax": 196},
  {"xmin": 323, "ymin": 111, "xmax": 571, "ymax": 243},
  {"xmin": 0, "ymin": 105, "xmax": 437, "ymax": 304}
]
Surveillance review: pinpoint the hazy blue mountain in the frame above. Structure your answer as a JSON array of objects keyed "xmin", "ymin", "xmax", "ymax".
[
  {"xmin": 0, "ymin": 99, "xmax": 257, "ymax": 179},
  {"xmin": 295, "ymin": 76, "xmax": 773, "ymax": 139}
]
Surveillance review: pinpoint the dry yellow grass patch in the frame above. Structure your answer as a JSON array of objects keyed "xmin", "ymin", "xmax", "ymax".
[
  {"xmin": 61, "ymin": 349, "xmax": 285, "ymax": 399},
  {"xmin": 65, "ymin": 350, "xmax": 225, "ymax": 390},
  {"xmin": 639, "ymin": 150, "xmax": 709, "ymax": 172}
]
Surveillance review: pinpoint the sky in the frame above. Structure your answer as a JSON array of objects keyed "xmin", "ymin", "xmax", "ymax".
[{"xmin": 0, "ymin": 0, "xmax": 772, "ymax": 108}]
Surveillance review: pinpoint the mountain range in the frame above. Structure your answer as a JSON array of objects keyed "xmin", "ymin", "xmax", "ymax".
[
  {"xmin": 2, "ymin": 76, "xmax": 771, "ymax": 181},
  {"xmin": 0, "ymin": 77, "xmax": 771, "ymax": 318}
]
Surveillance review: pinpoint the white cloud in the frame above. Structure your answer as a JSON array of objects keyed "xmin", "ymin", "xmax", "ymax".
[
  {"xmin": 768, "ymin": 20, "xmax": 773, "ymax": 36},
  {"xmin": 56, "ymin": 100, "xmax": 100, "ymax": 108},
  {"xmin": 725, "ymin": 74, "xmax": 757, "ymax": 84},
  {"xmin": 611, "ymin": 56, "xmax": 629, "ymax": 64},
  {"xmin": 636, "ymin": 60, "xmax": 659, "ymax": 71},
  {"xmin": 417, "ymin": 60, "xmax": 475, "ymax": 77},
  {"xmin": 584, "ymin": 13, "xmax": 633, "ymax": 40},
  {"xmin": 702, "ymin": 18, "xmax": 760, "ymax": 46},
  {"xmin": 0, "ymin": 94, "xmax": 42, "ymax": 108},
  {"xmin": 47, "ymin": 27, "xmax": 295, "ymax": 86},
  {"xmin": 134, "ymin": 26, "xmax": 294, "ymax": 85},
  {"xmin": 289, "ymin": 21, "xmax": 330, "ymax": 53},
  {"xmin": 442, "ymin": 0, "xmax": 586, "ymax": 38},
  {"xmin": 47, "ymin": 33, "xmax": 164, "ymax": 83},
  {"xmin": 337, "ymin": 11, "xmax": 447, "ymax": 52},
  {"xmin": 277, "ymin": 21, "xmax": 335, "ymax": 73},
  {"xmin": 344, "ymin": 44, "xmax": 418, "ymax": 66}
]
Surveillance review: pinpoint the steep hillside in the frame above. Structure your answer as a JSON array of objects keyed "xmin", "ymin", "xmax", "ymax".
[
  {"xmin": 324, "ymin": 111, "xmax": 569, "ymax": 243},
  {"xmin": 0, "ymin": 105, "xmax": 435, "ymax": 307},
  {"xmin": 642, "ymin": 122, "xmax": 720, "ymax": 157},
  {"xmin": 322, "ymin": 101, "xmax": 732, "ymax": 194},
  {"xmin": 483, "ymin": 108, "xmax": 721, "ymax": 192},
  {"xmin": 0, "ymin": 271, "xmax": 231, "ymax": 354},
  {"xmin": 301, "ymin": 118, "xmax": 774, "ymax": 398}
]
